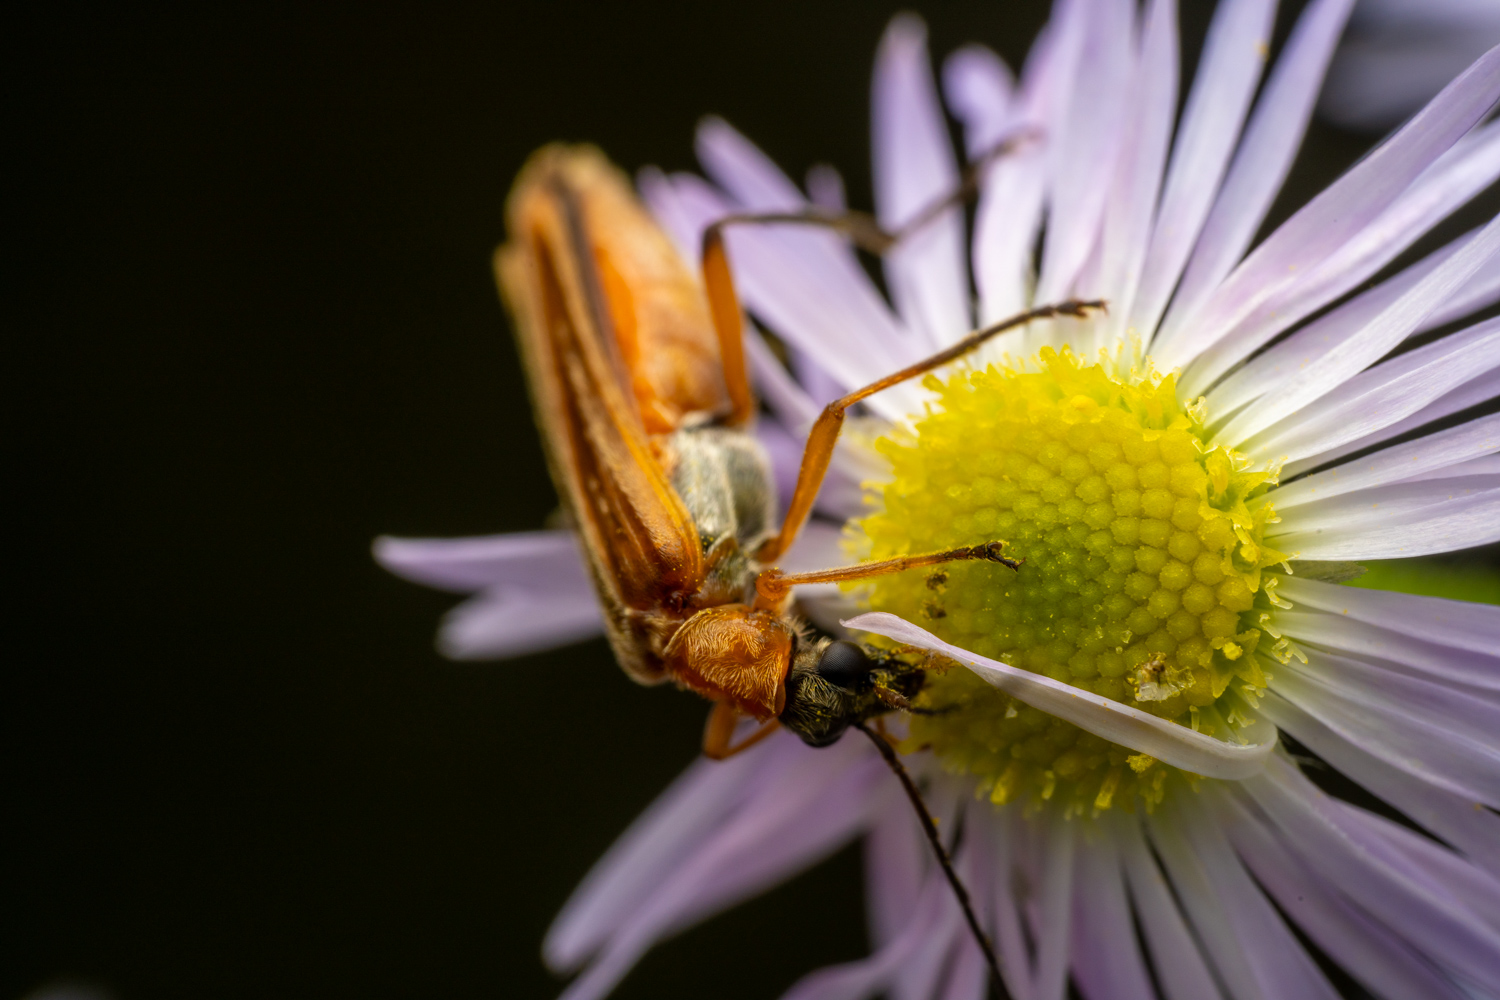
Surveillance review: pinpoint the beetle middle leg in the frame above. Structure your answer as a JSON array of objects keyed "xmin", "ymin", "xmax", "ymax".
[{"xmin": 702, "ymin": 700, "xmax": 780, "ymax": 759}]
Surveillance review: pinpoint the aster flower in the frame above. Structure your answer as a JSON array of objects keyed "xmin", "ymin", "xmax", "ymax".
[
  {"xmin": 379, "ymin": 1, "xmax": 1500, "ymax": 998},
  {"xmin": 1321, "ymin": 0, "xmax": 1500, "ymax": 131}
]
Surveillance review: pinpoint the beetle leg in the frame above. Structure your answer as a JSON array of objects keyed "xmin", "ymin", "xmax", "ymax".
[
  {"xmin": 753, "ymin": 540, "xmax": 1022, "ymax": 610},
  {"xmin": 702, "ymin": 700, "xmax": 781, "ymax": 760}
]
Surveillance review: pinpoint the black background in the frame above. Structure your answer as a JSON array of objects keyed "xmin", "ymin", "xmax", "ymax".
[{"xmin": 10, "ymin": 2, "xmax": 1481, "ymax": 998}]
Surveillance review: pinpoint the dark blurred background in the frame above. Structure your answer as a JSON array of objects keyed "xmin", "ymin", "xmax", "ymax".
[{"xmin": 10, "ymin": 1, "xmax": 1486, "ymax": 998}]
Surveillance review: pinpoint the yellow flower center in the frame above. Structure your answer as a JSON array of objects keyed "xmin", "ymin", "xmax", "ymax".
[{"xmin": 857, "ymin": 348, "xmax": 1285, "ymax": 814}]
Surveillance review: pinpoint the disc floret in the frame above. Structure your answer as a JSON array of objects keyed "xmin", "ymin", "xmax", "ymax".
[{"xmin": 858, "ymin": 347, "xmax": 1285, "ymax": 815}]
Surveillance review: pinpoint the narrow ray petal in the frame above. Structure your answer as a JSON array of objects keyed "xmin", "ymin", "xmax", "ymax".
[
  {"xmin": 1126, "ymin": 0, "xmax": 1276, "ymax": 344},
  {"xmin": 1273, "ymin": 607, "xmax": 1500, "ymax": 691},
  {"xmin": 844, "ymin": 613, "xmax": 1276, "ymax": 779},
  {"xmin": 373, "ymin": 530, "xmax": 584, "ymax": 594},
  {"xmin": 1268, "ymin": 478, "xmax": 1500, "ymax": 560},
  {"xmin": 1276, "ymin": 574, "xmax": 1500, "ymax": 653},
  {"xmin": 873, "ymin": 15, "xmax": 971, "ymax": 349},
  {"xmin": 1069, "ymin": 834, "xmax": 1154, "ymax": 1000},
  {"xmin": 1160, "ymin": 0, "xmax": 1356, "ymax": 347}
]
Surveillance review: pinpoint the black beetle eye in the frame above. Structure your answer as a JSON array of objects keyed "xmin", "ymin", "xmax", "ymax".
[{"xmin": 816, "ymin": 640, "xmax": 873, "ymax": 689}]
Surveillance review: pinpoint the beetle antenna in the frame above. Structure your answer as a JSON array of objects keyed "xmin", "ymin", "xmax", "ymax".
[{"xmin": 854, "ymin": 722, "xmax": 1011, "ymax": 999}]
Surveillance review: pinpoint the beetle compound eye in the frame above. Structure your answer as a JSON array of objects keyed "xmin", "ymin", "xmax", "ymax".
[{"xmin": 816, "ymin": 641, "xmax": 873, "ymax": 690}]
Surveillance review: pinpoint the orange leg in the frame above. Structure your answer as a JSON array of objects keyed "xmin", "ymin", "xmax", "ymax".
[
  {"xmin": 702, "ymin": 700, "xmax": 782, "ymax": 760},
  {"xmin": 755, "ymin": 298, "xmax": 1104, "ymax": 563},
  {"xmin": 698, "ymin": 126, "xmax": 1040, "ymax": 432},
  {"xmin": 753, "ymin": 540, "xmax": 1021, "ymax": 611}
]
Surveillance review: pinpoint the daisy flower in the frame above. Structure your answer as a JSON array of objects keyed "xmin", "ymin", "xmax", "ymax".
[
  {"xmin": 378, "ymin": 1, "xmax": 1500, "ymax": 998},
  {"xmin": 1321, "ymin": 0, "xmax": 1500, "ymax": 131}
]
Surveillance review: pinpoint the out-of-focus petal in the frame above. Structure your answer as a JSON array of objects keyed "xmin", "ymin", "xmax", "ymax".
[
  {"xmin": 873, "ymin": 15, "xmax": 971, "ymax": 350},
  {"xmin": 844, "ymin": 613, "xmax": 1277, "ymax": 779},
  {"xmin": 373, "ymin": 530, "xmax": 584, "ymax": 594},
  {"xmin": 437, "ymin": 586, "xmax": 602, "ymax": 660},
  {"xmin": 1069, "ymin": 834, "xmax": 1154, "ymax": 1000}
]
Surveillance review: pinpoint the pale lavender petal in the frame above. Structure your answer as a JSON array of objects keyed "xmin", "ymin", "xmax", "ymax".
[
  {"xmin": 970, "ymin": 804, "xmax": 1035, "ymax": 1000},
  {"xmin": 1242, "ymin": 315, "xmax": 1500, "ymax": 465},
  {"xmin": 373, "ymin": 530, "xmax": 584, "ymax": 594},
  {"xmin": 1114, "ymin": 813, "xmax": 1226, "ymax": 1000},
  {"xmin": 1217, "ymin": 786, "xmax": 1471, "ymax": 1000},
  {"xmin": 805, "ymin": 163, "xmax": 847, "ymax": 212},
  {"xmin": 546, "ymin": 738, "xmax": 796, "ymax": 970},
  {"xmin": 1144, "ymin": 808, "xmax": 1264, "ymax": 1000},
  {"xmin": 1069, "ymin": 834, "xmax": 1154, "ymax": 1000},
  {"xmin": 1267, "ymin": 476, "xmax": 1500, "ymax": 560},
  {"xmin": 1207, "ymin": 232, "xmax": 1465, "ymax": 419},
  {"xmin": 1087, "ymin": 0, "xmax": 1178, "ymax": 351},
  {"xmin": 1321, "ymin": 9, "xmax": 1500, "ymax": 131},
  {"xmin": 864, "ymin": 793, "xmax": 927, "ymax": 948},
  {"xmin": 1259, "ymin": 689, "xmax": 1500, "ymax": 875},
  {"xmin": 1173, "ymin": 793, "xmax": 1342, "ymax": 999},
  {"xmin": 1222, "ymin": 215, "xmax": 1500, "ymax": 452},
  {"xmin": 937, "ymin": 935, "xmax": 985, "ymax": 1000},
  {"xmin": 1161, "ymin": 0, "xmax": 1357, "ymax": 347},
  {"xmin": 1126, "ymin": 0, "xmax": 1276, "ymax": 344},
  {"xmin": 873, "ymin": 15, "xmax": 971, "ymax": 349},
  {"xmin": 1158, "ymin": 43, "xmax": 1500, "ymax": 371},
  {"xmin": 1279, "ymin": 646, "xmax": 1500, "ymax": 747},
  {"xmin": 1336, "ymin": 801, "xmax": 1500, "ymax": 934},
  {"xmin": 1421, "ymin": 239, "xmax": 1500, "ymax": 331},
  {"xmin": 1273, "ymin": 607, "xmax": 1500, "ymax": 691},
  {"xmin": 1282, "ymin": 367, "xmax": 1500, "ymax": 477},
  {"xmin": 1401, "ymin": 453, "xmax": 1500, "ymax": 482},
  {"xmin": 437, "ymin": 585, "xmax": 603, "ymax": 660},
  {"xmin": 1035, "ymin": 0, "xmax": 1135, "ymax": 304},
  {"xmin": 969, "ymin": 17, "xmax": 1062, "ymax": 327},
  {"xmin": 1184, "ymin": 123, "xmax": 1500, "ymax": 392},
  {"xmin": 558, "ymin": 735, "xmax": 886, "ymax": 1000},
  {"xmin": 1265, "ymin": 661, "xmax": 1500, "ymax": 803},
  {"xmin": 1265, "ymin": 412, "xmax": 1500, "ymax": 510},
  {"xmin": 1246, "ymin": 756, "xmax": 1500, "ymax": 988},
  {"xmin": 843, "ymin": 613, "xmax": 1277, "ymax": 778},
  {"xmin": 1276, "ymin": 573, "xmax": 1500, "ymax": 656},
  {"xmin": 943, "ymin": 44, "xmax": 1016, "ymax": 155},
  {"xmin": 1029, "ymin": 808, "xmax": 1075, "ymax": 1000}
]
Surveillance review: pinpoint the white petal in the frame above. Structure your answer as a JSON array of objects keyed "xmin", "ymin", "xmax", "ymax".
[
  {"xmin": 1161, "ymin": 0, "xmax": 1357, "ymax": 348},
  {"xmin": 1273, "ymin": 606, "xmax": 1500, "ymax": 692},
  {"xmin": 1086, "ymin": 0, "xmax": 1178, "ymax": 352},
  {"xmin": 1276, "ymin": 573, "xmax": 1500, "ymax": 656},
  {"xmin": 843, "ymin": 613, "xmax": 1276, "ymax": 779},
  {"xmin": 1144, "ymin": 807, "xmax": 1267, "ymax": 1000},
  {"xmin": 872, "ymin": 15, "xmax": 971, "ymax": 349},
  {"xmin": 1185, "ymin": 123, "xmax": 1500, "ymax": 393},
  {"xmin": 1266, "ymin": 661, "xmax": 1500, "ymax": 803},
  {"xmin": 1173, "ymin": 793, "xmax": 1342, "ymax": 999},
  {"xmin": 1259, "ymin": 690, "xmax": 1500, "ymax": 876},
  {"xmin": 1113, "ymin": 813, "xmax": 1225, "ymax": 1000},
  {"xmin": 373, "ymin": 530, "xmax": 584, "ymax": 594},
  {"xmin": 1069, "ymin": 834, "xmax": 1154, "ymax": 1000},
  {"xmin": 1207, "ymin": 232, "xmax": 1465, "ymax": 420},
  {"xmin": 1035, "ymin": 0, "xmax": 1135, "ymax": 305},
  {"xmin": 1127, "ymin": 0, "xmax": 1276, "ymax": 346},
  {"xmin": 1222, "ymin": 216, "xmax": 1500, "ymax": 452},
  {"xmin": 1160, "ymin": 43, "xmax": 1500, "ymax": 372},
  {"xmin": 1246, "ymin": 756, "xmax": 1500, "ymax": 988},
  {"xmin": 1282, "ymin": 367, "xmax": 1500, "ymax": 477},
  {"xmin": 1267, "ymin": 477, "xmax": 1500, "ymax": 560},
  {"xmin": 1267, "ymin": 412, "xmax": 1500, "ymax": 510},
  {"xmin": 1216, "ymin": 786, "xmax": 1472, "ymax": 1000},
  {"xmin": 1400, "ymin": 453, "xmax": 1500, "ymax": 482},
  {"xmin": 1278, "ymin": 645, "xmax": 1500, "ymax": 747}
]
